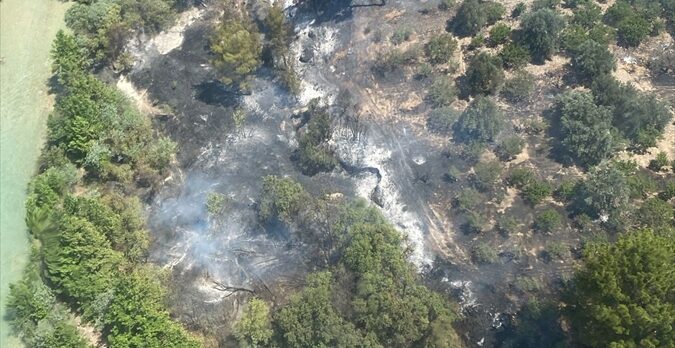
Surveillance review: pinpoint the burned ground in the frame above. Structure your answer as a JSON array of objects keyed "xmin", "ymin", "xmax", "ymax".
[{"xmin": 119, "ymin": 0, "xmax": 674, "ymax": 346}]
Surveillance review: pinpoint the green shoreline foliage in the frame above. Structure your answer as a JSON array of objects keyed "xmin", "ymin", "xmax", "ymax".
[{"xmin": 7, "ymin": 1, "xmax": 199, "ymax": 347}]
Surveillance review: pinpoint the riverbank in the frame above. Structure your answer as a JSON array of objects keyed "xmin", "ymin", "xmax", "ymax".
[{"xmin": 0, "ymin": 0, "xmax": 70, "ymax": 346}]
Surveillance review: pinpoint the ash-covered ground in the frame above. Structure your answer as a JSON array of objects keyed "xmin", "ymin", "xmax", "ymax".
[{"xmin": 121, "ymin": 1, "xmax": 586, "ymax": 346}]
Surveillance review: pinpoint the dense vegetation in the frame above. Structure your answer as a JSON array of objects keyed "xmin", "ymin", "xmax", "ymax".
[
  {"xmin": 7, "ymin": 1, "xmax": 198, "ymax": 347},
  {"xmin": 245, "ymin": 178, "xmax": 464, "ymax": 348}
]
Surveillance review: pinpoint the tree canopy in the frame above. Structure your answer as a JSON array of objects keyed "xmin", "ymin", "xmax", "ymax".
[{"xmin": 569, "ymin": 229, "xmax": 675, "ymax": 347}]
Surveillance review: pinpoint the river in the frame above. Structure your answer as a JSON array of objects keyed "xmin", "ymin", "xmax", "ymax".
[{"xmin": 0, "ymin": 0, "xmax": 69, "ymax": 345}]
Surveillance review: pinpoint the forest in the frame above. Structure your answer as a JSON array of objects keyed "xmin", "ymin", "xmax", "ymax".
[{"xmin": 5, "ymin": 0, "xmax": 674, "ymax": 347}]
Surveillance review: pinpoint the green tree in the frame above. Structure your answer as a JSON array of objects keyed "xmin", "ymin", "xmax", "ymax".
[
  {"xmin": 235, "ymin": 298, "xmax": 273, "ymax": 347},
  {"xmin": 273, "ymin": 272, "xmax": 369, "ymax": 347},
  {"xmin": 427, "ymin": 76, "xmax": 458, "ymax": 106},
  {"xmin": 454, "ymin": 96, "xmax": 504, "ymax": 143},
  {"xmin": 489, "ymin": 23, "xmax": 511, "ymax": 46},
  {"xmin": 451, "ymin": 0, "xmax": 487, "ymax": 37},
  {"xmin": 210, "ymin": 12, "xmax": 262, "ymax": 87},
  {"xmin": 427, "ymin": 107, "xmax": 460, "ymax": 134},
  {"xmin": 104, "ymin": 269, "xmax": 200, "ymax": 347},
  {"xmin": 499, "ymin": 43, "xmax": 531, "ymax": 69},
  {"xmin": 258, "ymin": 175, "xmax": 306, "ymax": 223},
  {"xmin": 569, "ymin": 230, "xmax": 675, "ymax": 347},
  {"xmin": 519, "ymin": 9, "xmax": 566, "ymax": 63},
  {"xmin": 574, "ymin": 162, "xmax": 631, "ymax": 228},
  {"xmin": 425, "ymin": 33, "xmax": 458, "ymax": 65},
  {"xmin": 557, "ymin": 91, "xmax": 616, "ymax": 167},
  {"xmin": 572, "ymin": 39, "xmax": 616, "ymax": 83},
  {"xmin": 464, "ymin": 52, "xmax": 504, "ymax": 95},
  {"xmin": 534, "ymin": 208, "xmax": 562, "ymax": 233}
]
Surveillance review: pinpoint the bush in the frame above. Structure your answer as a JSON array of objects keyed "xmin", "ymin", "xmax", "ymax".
[
  {"xmin": 501, "ymin": 71, "xmax": 535, "ymax": 102},
  {"xmin": 574, "ymin": 163, "xmax": 631, "ymax": 228},
  {"xmin": 427, "ymin": 76, "xmax": 458, "ymax": 106},
  {"xmin": 489, "ymin": 23, "xmax": 511, "ymax": 46},
  {"xmin": 512, "ymin": 2, "xmax": 527, "ymax": 18},
  {"xmin": 471, "ymin": 243, "xmax": 498, "ymax": 264},
  {"xmin": 439, "ymin": 0, "xmax": 456, "ymax": 11},
  {"xmin": 454, "ymin": 97, "xmax": 504, "ymax": 143},
  {"xmin": 427, "ymin": 107, "xmax": 460, "ymax": 134},
  {"xmin": 648, "ymin": 152, "xmax": 670, "ymax": 173},
  {"xmin": 571, "ymin": 3, "xmax": 602, "ymax": 28},
  {"xmin": 554, "ymin": 179, "xmax": 577, "ymax": 201},
  {"xmin": 258, "ymin": 176, "xmax": 306, "ymax": 222},
  {"xmin": 425, "ymin": 33, "xmax": 458, "ymax": 65},
  {"xmin": 636, "ymin": 197, "xmax": 673, "ymax": 230},
  {"xmin": 572, "ymin": 39, "xmax": 616, "ymax": 83},
  {"xmin": 455, "ymin": 187, "xmax": 483, "ymax": 212},
  {"xmin": 519, "ymin": 9, "xmax": 566, "ymax": 63},
  {"xmin": 534, "ymin": 208, "xmax": 562, "ymax": 232},
  {"xmin": 533, "ymin": 0, "xmax": 561, "ymax": 10},
  {"xmin": 499, "ymin": 43, "xmax": 531, "ymax": 69},
  {"xmin": 616, "ymin": 14, "xmax": 652, "ymax": 47},
  {"xmin": 210, "ymin": 15, "xmax": 262, "ymax": 87},
  {"xmin": 473, "ymin": 160, "xmax": 502, "ymax": 190},
  {"xmin": 484, "ymin": 1, "xmax": 506, "ymax": 24},
  {"xmin": 591, "ymin": 76, "xmax": 671, "ymax": 150},
  {"xmin": 497, "ymin": 215, "xmax": 520, "ymax": 235},
  {"xmin": 391, "ymin": 27, "xmax": 413, "ymax": 45},
  {"xmin": 522, "ymin": 180, "xmax": 553, "ymax": 205},
  {"xmin": 234, "ymin": 298, "xmax": 273, "ymax": 347},
  {"xmin": 557, "ymin": 91, "xmax": 616, "ymax": 167},
  {"xmin": 464, "ymin": 52, "xmax": 504, "ymax": 95},
  {"xmin": 451, "ymin": 0, "xmax": 487, "ymax": 37},
  {"xmin": 415, "ymin": 63, "xmax": 434, "ymax": 79},
  {"xmin": 507, "ymin": 167, "xmax": 535, "ymax": 188},
  {"xmin": 445, "ymin": 165, "xmax": 462, "ymax": 183},
  {"xmin": 545, "ymin": 242, "xmax": 569, "ymax": 260},
  {"xmin": 497, "ymin": 136, "xmax": 525, "ymax": 161}
]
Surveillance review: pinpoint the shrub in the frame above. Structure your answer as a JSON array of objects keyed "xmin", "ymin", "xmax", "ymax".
[
  {"xmin": 554, "ymin": 179, "xmax": 577, "ymax": 201},
  {"xmin": 534, "ymin": 208, "xmax": 562, "ymax": 232},
  {"xmin": 258, "ymin": 176, "xmax": 306, "ymax": 222},
  {"xmin": 636, "ymin": 197, "xmax": 673, "ymax": 230},
  {"xmin": 210, "ymin": 15, "xmax": 262, "ymax": 87},
  {"xmin": 425, "ymin": 33, "xmax": 458, "ymax": 65},
  {"xmin": 557, "ymin": 91, "xmax": 616, "ymax": 167},
  {"xmin": 454, "ymin": 97, "xmax": 504, "ymax": 143},
  {"xmin": 545, "ymin": 242, "xmax": 569, "ymax": 260},
  {"xmin": 484, "ymin": 1, "xmax": 506, "ymax": 24},
  {"xmin": 508, "ymin": 167, "xmax": 535, "ymax": 188},
  {"xmin": 489, "ymin": 23, "xmax": 511, "ymax": 46},
  {"xmin": 649, "ymin": 152, "xmax": 670, "ymax": 172},
  {"xmin": 427, "ymin": 76, "xmax": 457, "ymax": 107},
  {"xmin": 497, "ymin": 136, "xmax": 526, "ymax": 161},
  {"xmin": 451, "ymin": 0, "xmax": 487, "ymax": 37},
  {"xmin": 500, "ymin": 43, "xmax": 531, "ymax": 69},
  {"xmin": 501, "ymin": 71, "xmax": 535, "ymax": 102},
  {"xmin": 439, "ymin": 0, "xmax": 456, "ymax": 11},
  {"xmin": 571, "ymin": 3, "xmax": 602, "ymax": 28},
  {"xmin": 471, "ymin": 242, "xmax": 498, "ymax": 264},
  {"xmin": 445, "ymin": 165, "xmax": 462, "ymax": 183},
  {"xmin": 455, "ymin": 187, "xmax": 483, "ymax": 212},
  {"xmin": 497, "ymin": 215, "xmax": 520, "ymax": 235},
  {"xmin": 391, "ymin": 27, "xmax": 413, "ymax": 45},
  {"xmin": 533, "ymin": 0, "xmax": 561, "ymax": 10},
  {"xmin": 464, "ymin": 211, "xmax": 488, "ymax": 234},
  {"xmin": 473, "ymin": 160, "xmax": 502, "ymax": 190},
  {"xmin": 522, "ymin": 180, "xmax": 553, "ymax": 205},
  {"xmin": 464, "ymin": 52, "xmax": 504, "ymax": 95},
  {"xmin": 427, "ymin": 107, "xmax": 460, "ymax": 134},
  {"xmin": 616, "ymin": 14, "xmax": 652, "ymax": 47},
  {"xmin": 415, "ymin": 63, "xmax": 434, "ymax": 79},
  {"xmin": 512, "ymin": 3, "xmax": 527, "ymax": 18},
  {"xmin": 572, "ymin": 39, "xmax": 616, "ymax": 83},
  {"xmin": 519, "ymin": 9, "xmax": 566, "ymax": 63}
]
